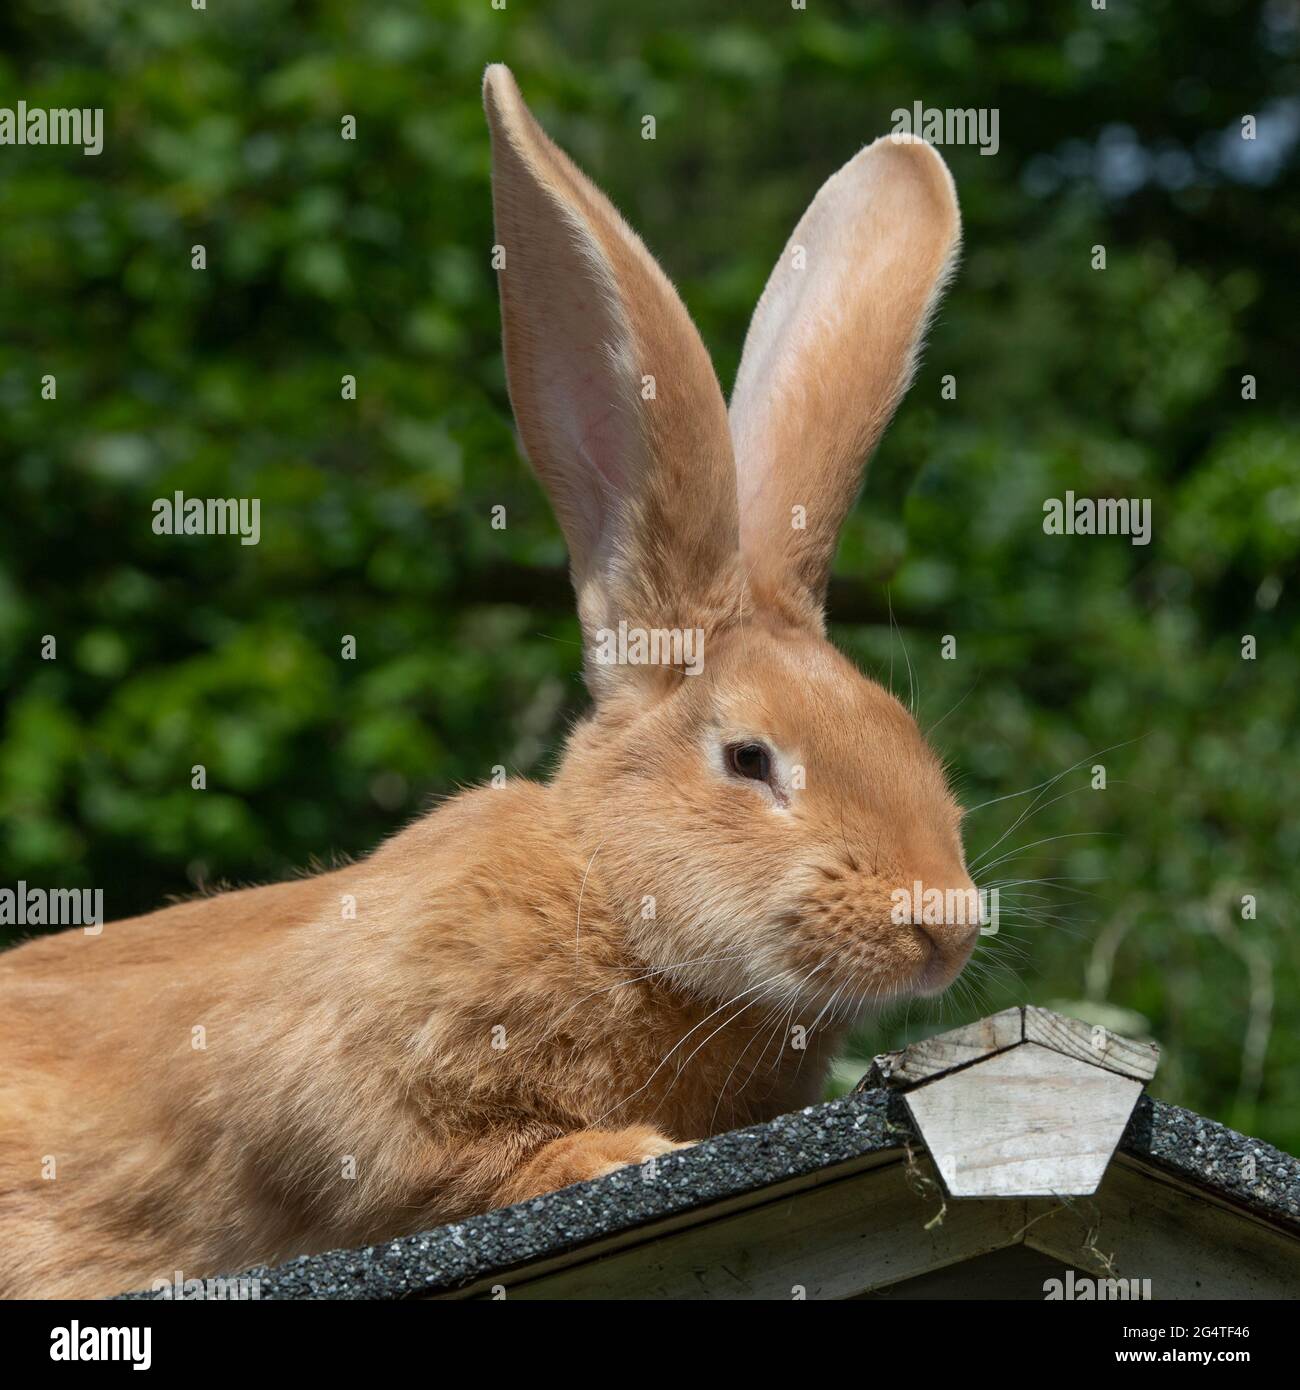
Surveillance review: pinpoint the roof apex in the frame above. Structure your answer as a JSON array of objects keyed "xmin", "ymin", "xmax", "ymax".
[{"xmin": 862, "ymin": 1005, "xmax": 1160, "ymax": 1090}]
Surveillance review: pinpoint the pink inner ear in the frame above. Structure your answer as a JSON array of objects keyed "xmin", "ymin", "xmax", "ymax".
[
  {"xmin": 488, "ymin": 66, "xmax": 739, "ymax": 626},
  {"xmin": 532, "ymin": 350, "xmax": 637, "ymax": 559},
  {"xmin": 728, "ymin": 137, "xmax": 961, "ymax": 603},
  {"xmin": 569, "ymin": 369, "xmax": 628, "ymax": 493},
  {"xmin": 548, "ymin": 276, "xmax": 636, "ymax": 496}
]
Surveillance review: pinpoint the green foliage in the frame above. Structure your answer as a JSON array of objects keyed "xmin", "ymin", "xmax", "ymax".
[{"xmin": 1, "ymin": 1, "xmax": 1297, "ymax": 1147}]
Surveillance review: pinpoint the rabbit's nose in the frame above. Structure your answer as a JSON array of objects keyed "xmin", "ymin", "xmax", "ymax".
[
  {"xmin": 915, "ymin": 875, "xmax": 982, "ymax": 955},
  {"xmin": 920, "ymin": 917, "xmax": 979, "ymax": 956}
]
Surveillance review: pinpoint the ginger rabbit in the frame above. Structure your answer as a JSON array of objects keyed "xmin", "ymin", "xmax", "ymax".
[{"xmin": 0, "ymin": 64, "xmax": 974, "ymax": 1297}]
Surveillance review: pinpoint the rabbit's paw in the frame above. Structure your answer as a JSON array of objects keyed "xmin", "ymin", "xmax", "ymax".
[
  {"xmin": 590, "ymin": 1131, "xmax": 694, "ymax": 1179},
  {"xmin": 497, "ymin": 1125, "xmax": 692, "ymax": 1205}
]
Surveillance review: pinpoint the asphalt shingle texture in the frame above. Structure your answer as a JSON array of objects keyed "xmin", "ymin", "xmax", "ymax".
[
  {"xmin": 116, "ymin": 1089, "xmax": 1300, "ymax": 1300},
  {"xmin": 1122, "ymin": 1095, "xmax": 1300, "ymax": 1227}
]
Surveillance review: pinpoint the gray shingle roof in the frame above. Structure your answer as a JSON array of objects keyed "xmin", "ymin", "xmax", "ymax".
[{"xmin": 117, "ymin": 1090, "xmax": 1300, "ymax": 1300}]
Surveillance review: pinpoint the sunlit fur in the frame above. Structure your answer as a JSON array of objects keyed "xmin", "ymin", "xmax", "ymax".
[
  {"xmin": 0, "ymin": 66, "xmax": 971, "ymax": 1297},
  {"xmin": 564, "ymin": 618, "xmax": 978, "ymax": 1019},
  {"xmin": 0, "ymin": 622, "xmax": 974, "ymax": 1298}
]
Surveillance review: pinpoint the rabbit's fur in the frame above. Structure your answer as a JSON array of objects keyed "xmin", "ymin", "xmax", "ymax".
[{"xmin": 0, "ymin": 65, "xmax": 974, "ymax": 1297}]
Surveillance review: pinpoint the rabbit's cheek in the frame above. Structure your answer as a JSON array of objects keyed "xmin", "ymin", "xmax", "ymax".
[
  {"xmin": 781, "ymin": 881, "xmax": 926, "ymax": 1005},
  {"xmin": 781, "ymin": 859, "xmax": 980, "ymax": 1007}
]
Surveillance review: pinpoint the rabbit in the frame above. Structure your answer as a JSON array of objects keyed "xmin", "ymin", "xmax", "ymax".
[{"xmin": 0, "ymin": 63, "xmax": 974, "ymax": 1299}]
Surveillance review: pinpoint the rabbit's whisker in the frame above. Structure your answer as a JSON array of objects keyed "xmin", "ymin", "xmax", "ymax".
[
  {"xmin": 962, "ymin": 735, "xmax": 1143, "ymax": 819},
  {"xmin": 595, "ymin": 969, "xmax": 795, "ymax": 1126},
  {"xmin": 924, "ymin": 674, "xmax": 981, "ymax": 739},
  {"xmin": 711, "ymin": 961, "xmax": 828, "ymax": 1130},
  {"xmin": 516, "ymin": 947, "xmax": 752, "ymax": 1065},
  {"xmin": 967, "ymin": 782, "xmax": 1101, "ymax": 870},
  {"xmin": 572, "ymin": 833, "xmax": 610, "ymax": 961},
  {"xmin": 974, "ymin": 830, "xmax": 1112, "ymax": 878}
]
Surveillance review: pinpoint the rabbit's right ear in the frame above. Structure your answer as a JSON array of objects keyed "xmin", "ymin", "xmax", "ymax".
[
  {"xmin": 729, "ymin": 136, "xmax": 961, "ymax": 628},
  {"xmin": 483, "ymin": 66, "xmax": 742, "ymax": 703}
]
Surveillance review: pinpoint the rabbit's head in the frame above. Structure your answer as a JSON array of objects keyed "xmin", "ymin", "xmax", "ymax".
[{"xmin": 484, "ymin": 66, "xmax": 976, "ymax": 1019}]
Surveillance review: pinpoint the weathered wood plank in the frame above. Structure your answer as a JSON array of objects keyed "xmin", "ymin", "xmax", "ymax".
[
  {"xmin": 853, "ymin": 1243, "xmax": 1088, "ymax": 1300},
  {"xmin": 1023, "ymin": 1005, "xmax": 1159, "ymax": 1081},
  {"xmin": 476, "ymin": 1157, "xmax": 1026, "ymax": 1300},
  {"xmin": 1027, "ymin": 1160, "xmax": 1300, "ymax": 1298},
  {"xmin": 436, "ymin": 1147, "xmax": 907, "ymax": 1299},
  {"xmin": 862, "ymin": 1008, "xmax": 1159, "ymax": 1092},
  {"xmin": 904, "ymin": 1041, "xmax": 1145, "ymax": 1197},
  {"xmin": 442, "ymin": 1138, "xmax": 1300, "ymax": 1300},
  {"xmin": 863, "ymin": 1007, "xmax": 1024, "ymax": 1087}
]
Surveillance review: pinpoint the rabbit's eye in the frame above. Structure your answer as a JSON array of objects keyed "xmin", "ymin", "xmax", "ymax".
[{"xmin": 726, "ymin": 742, "xmax": 772, "ymax": 783}]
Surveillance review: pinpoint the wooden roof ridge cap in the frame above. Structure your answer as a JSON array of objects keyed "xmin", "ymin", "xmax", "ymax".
[
  {"xmin": 859, "ymin": 1005, "xmax": 1161, "ymax": 1092},
  {"xmin": 870, "ymin": 1009, "xmax": 1160, "ymax": 1199}
]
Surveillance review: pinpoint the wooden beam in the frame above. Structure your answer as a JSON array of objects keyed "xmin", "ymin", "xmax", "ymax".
[
  {"xmin": 447, "ymin": 1148, "xmax": 1300, "ymax": 1300},
  {"xmin": 470, "ymin": 1156, "xmax": 1026, "ymax": 1301},
  {"xmin": 435, "ymin": 1148, "xmax": 909, "ymax": 1300},
  {"xmin": 1027, "ymin": 1159, "xmax": 1300, "ymax": 1299}
]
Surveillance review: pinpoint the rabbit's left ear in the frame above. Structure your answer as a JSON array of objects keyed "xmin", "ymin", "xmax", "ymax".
[
  {"xmin": 729, "ymin": 135, "xmax": 961, "ymax": 628},
  {"xmin": 484, "ymin": 66, "xmax": 741, "ymax": 702}
]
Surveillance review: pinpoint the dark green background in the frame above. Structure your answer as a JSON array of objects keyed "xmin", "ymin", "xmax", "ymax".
[{"xmin": 1, "ymin": 1, "xmax": 1297, "ymax": 1147}]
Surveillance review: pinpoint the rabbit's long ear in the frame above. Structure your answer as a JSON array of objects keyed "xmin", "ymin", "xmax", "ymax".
[
  {"xmin": 729, "ymin": 135, "xmax": 960, "ymax": 627},
  {"xmin": 484, "ymin": 66, "xmax": 741, "ymax": 701}
]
